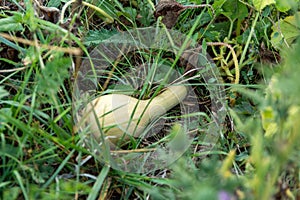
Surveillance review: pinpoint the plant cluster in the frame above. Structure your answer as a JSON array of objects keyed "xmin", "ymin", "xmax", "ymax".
[{"xmin": 0, "ymin": 0, "xmax": 299, "ymax": 199}]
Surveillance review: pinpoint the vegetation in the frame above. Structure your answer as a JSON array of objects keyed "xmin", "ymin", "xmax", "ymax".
[{"xmin": 0, "ymin": 0, "xmax": 299, "ymax": 199}]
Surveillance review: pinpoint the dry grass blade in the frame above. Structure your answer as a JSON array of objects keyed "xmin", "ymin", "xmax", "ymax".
[{"xmin": 0, "ymin": 33, "xmax": 82, "ymax": 55}]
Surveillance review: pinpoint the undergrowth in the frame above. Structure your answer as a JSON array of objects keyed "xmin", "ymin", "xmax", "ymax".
[{"xmin": 0, "ymin": 0, "xmax": 300, "ymax": 199}]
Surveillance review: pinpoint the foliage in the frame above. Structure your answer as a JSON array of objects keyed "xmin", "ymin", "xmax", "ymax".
[
  {"xmin": 271, "ymin": 12, "xmax": 300, "ymax": 49},
  {"xmin": 0, "ymin": 0, "xmax": 300, "ymax": 199}
]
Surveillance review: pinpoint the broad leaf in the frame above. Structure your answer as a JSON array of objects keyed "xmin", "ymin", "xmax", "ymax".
[
  {"xmin": 275, "ymin": 0, "xmax": 299, "ymax": 12},
  {"xmin": 260, "ymin": 106, "xmax": 278, "ymax": 137},
  {"xmin": 271, "ymin": 12, "xmax": 300, "ymax": 49},
  {"xmin": 222, "ymin": 0, "xmax": 248, "ymax": 20},
  {"xmin": 252, "ymin": 0, "xmax": 275, "ymax": 11}
]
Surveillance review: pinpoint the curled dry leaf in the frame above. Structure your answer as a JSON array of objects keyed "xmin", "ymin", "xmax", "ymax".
[
  {"xmin": 154, "ymin": 0, "xmax": 186, "ymax": 28},
  {"xmin": 33, "ymin": 0, "xmax": 60, "ymax": 23},
  {"xmin": 38, "ymin": 6, "xmax": 60, "ymax": 23},
  {"xmin": 154, "ymin": 0, "xmax": 208, "ymax": 28}
]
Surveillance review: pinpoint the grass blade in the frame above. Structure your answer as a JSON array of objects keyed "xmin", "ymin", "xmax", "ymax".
[
  {"xmin": 87, "ymin": 165, "xmax": 110, "ymax": 200},
  {"xmin": 13, "ymin": 170, "xmax": 29, "ymax": 200}
]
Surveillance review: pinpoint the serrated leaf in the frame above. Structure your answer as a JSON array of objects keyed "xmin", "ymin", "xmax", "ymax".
[
  {"xmin": 47, "ymin": 0, "xmax": 61, "ymax": 7},
  {"xmin": 83, "ymin": 29, "xmax": 118, "ymax": 46},
  {"xmin": 121, "ymin": 7, "xmax": 137, "ymax": 19},
  {"xmin": 252, "ymin": 0, "xmax": 275, "ymax": 11},
  {"xmin": 166, "ymin": 123, "xmax": 190, "ymax": 153},
  {"xmin": 37, "ymin": 57, "xmax": 71, "ymax": 98}
]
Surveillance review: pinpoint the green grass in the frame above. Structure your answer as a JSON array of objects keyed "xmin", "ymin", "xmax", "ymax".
[{"xmin": 1, "ymin": 0, "xmax": 300, "ymax": 199}]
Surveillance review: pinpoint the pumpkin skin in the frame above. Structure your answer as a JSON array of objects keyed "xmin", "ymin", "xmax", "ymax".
[{"xmin": 82, "ymin": 85, "xmax": 187, "ymax": 144}]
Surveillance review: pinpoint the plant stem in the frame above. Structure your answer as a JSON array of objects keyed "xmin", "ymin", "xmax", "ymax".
[
  {"xmin": 227, "ymin": 19, "xmax": 234, "ymax": 39},
  {"xmin": 239, "ymin": 11, "xmax": 260, "ymax": 66},
  {"xmin": 60, "ymin": 0, "xmax": 114, "ymax": 24},
  {"xmin": 82, "ymin": 1, "xmax": 114, "ymax": 23},
  {"xmin": 207, "ymin": 42, "xmax": 240, "ymax": 84}
]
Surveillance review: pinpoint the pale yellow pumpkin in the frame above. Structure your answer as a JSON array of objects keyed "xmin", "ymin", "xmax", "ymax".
[{"xmin": 81, "ymin": 85, "xmax": 187, "ymax": 144}]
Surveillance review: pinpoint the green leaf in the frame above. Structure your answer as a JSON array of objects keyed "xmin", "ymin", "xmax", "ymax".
[
  {"xmin": 0, "ymin": 35, "xmax": 26, "ymax": 52},
  {"xmin": 37, "ymin": 56, "xmax": 71, "ymax": 98},
  {"xmin": 260, "ymin": 106, "xmax": 278, "ymax": 137},
  {"xmin": 166, "ymin": 123, "xmax": 190, "ymax": 153},
  {"xmin": 0, "ymin": 15, "xmax": 23, "ymax": 32},
  {"xmin": 252, "ymin": 0, "xmax": 275, "ymax": 11},
  {"xmin": 0, "ymin": 86, "xmax": 9, "ymax": 99},
  {"xmin": 110, "ymin": 84, "xmax": 135, "ymax": 95},
  {"xmin": 122, "ymin": 7, "xmax": 137, "ymax": 19},
  {"xmin": 138, "ymin": 1, "xmax": 155, "ymax": 26},
  {"xmin": 222, "ymin": 0, "xmax": 248, "ymax": 20},
  {"xmin": 83, "ymin": 29, "xmax": 118, "ymax": 46},
  {"xmin": 273, "ymin": 40, "xmax": 300, "ymax": 102},
  {"xmin": 212, "ymin": 0, "xmax": 227, "ymax": 10},
  {"xmin": 0, "ymin": 22, "xmax": 23, "ymax": 32},
  {"xmin": 271, "ymin": 12, "xmax": 300, "ymax": 49},
  {"xmin": 47, "ymin": 0, "xmax": 61, "ymax": 7},
  {"xmin": 275, "ymin": 0, "xmax": 299, "ymax": 12},
  {"xmin": 3, "ymin": 186, "xmax": 19, "ymax": 200},
  {"xmin": 0, "ymin": 108, "xmax": 12, "ymax": 131},
  {"xmin": 87, "ymin": 165, "xmax": 110, "ymax": 200},
  {"xmin": 94, "ymin": 0, "xmax": 117, "ymax": 21}
]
